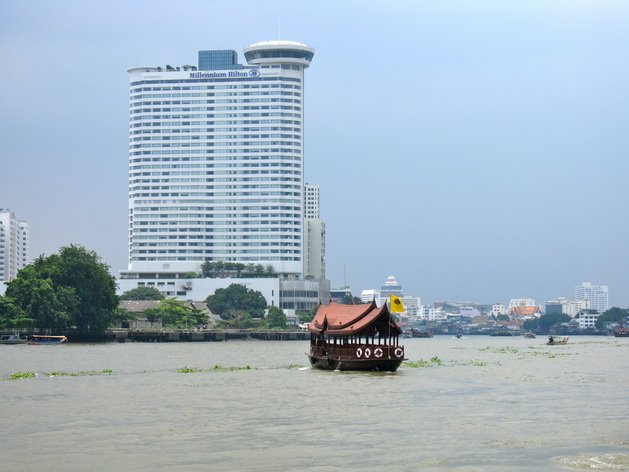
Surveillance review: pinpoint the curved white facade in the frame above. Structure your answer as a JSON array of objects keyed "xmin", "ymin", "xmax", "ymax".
[{"xmin": 127, "ymin": 41, "xmax": 314, "ymax": 274}]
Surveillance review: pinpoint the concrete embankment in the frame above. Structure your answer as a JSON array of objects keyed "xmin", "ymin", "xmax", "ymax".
[{"xmin": 106, "ymin": 329, "xmax": 309, "ymax": 343}]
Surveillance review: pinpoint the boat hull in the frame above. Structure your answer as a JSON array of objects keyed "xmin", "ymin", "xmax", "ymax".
[
  {"xmin": 28, "ymin": 335, "xmax": 68, "ymax": 345},
  {"xmin": 309, "ymin": 355, "xmax": 403, "ymax": 372},
  {"xmin": 0, "ymin": 336, "xmax": 27, "ymax": 345}
]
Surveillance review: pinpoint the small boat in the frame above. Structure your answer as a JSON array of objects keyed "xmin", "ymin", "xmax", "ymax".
[
  {"xmin": 28, "ymin": 335, "xmax": 68, "ymax": 345},
  {"xmin": 546, "ymin": 336, "xmax": 568, "ymax": 345},
  {"xmin": 307, "ymin": 301, "xmax": 405, "ymax": 372},
  {"xmin": 523, "ymin": 332, "xmax": 536, "ymax": 339},
  {"xmin": 614, "ymin": 327, "xmax": 629, "ymax": 337},
  {"xmin": 455, "ymin": 333, "xmax": 462, "ymax": 339},
  {"xmin": 0, "ymin": 333, "xmax": 28, "ymax": 345}
]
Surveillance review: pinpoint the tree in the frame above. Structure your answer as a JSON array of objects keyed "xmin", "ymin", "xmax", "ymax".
[
  {"xmin": 205, "ymin": 284, "xmax": 267, "ymax": 319},
  {"xmin": 266, "ymin": 306, "xmax": 288, "ymax": 329},
  {"xmin": 224, "ymin": 311, "xmax": 262, "ymax": 329},
  {"xmin": 6, "ymin": 245, "xmax": 118, "ymax": 334},
  {"xmin": 297, "ymin": 308, "xmax": 316, "ymax": 324},
  {"xmin": 154, "ymin": 298, "xmax": 208, "ymax": 328},
  {"xmin": 538, "ymin": 313, "xmax": 571, "ymax": 333},
  {"xmin": 120, "ymin": 286, "xmax": 165, "ymax": 300},
  {"xmin": 523, "ymin": 317, "xmax": 539, "ymax": 332},
  {"xmin": 595, "ymin": 307, "xmax": 628, "ymax": 329},
  {"xmin": 0, "ymin": 296, "xmax": 33, "ymax": 329}
]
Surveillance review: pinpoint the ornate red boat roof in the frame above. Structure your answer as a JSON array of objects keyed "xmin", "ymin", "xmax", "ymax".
[{"xmin": 308, "ymin": 301, "xmax": 401, "ymax": 336}]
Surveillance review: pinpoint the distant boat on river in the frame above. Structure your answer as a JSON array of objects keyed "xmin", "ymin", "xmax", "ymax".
[
  {"xmin": 614, "ymin": 327, "xmax": 629, "ymax": 337},
  {"xmin": 546, "ymin": 336, "xmax": 568, "ymax": 345},
  {"xmin": 307, "ymin": 301, "xmax": 405, "ymax": 372},
  {"xmin": 0, "ymin": 333, "xmax": 27, "ymax": 345},
  {"xmin": 28, "ymin": 335, "xmax": 68, "ymax": 345}
]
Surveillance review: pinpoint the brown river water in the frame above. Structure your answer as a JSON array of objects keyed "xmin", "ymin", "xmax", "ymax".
[{"xmin": 1, "ymin": 336, "xmax": 628, "ymax": 471}]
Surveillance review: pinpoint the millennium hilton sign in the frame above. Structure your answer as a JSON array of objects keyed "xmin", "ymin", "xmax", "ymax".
[{"xmin": 189, "ymin": 69, "xmax": 261, "ymax": 79}]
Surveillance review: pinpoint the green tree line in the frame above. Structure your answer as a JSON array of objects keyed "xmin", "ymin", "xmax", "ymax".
[{"xmin": 0, "ymin": 245, "xmax": 118, "ymax": 333}]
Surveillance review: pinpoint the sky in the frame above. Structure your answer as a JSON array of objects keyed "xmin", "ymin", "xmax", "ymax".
[{"xmin": 1, "ymin": 0, "xmax": 628, "ymax": 307}]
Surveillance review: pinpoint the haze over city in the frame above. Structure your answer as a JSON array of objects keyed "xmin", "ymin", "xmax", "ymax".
[{"xmin": 1, "ymin": 0, "xmax": 627, "ymax": 306}]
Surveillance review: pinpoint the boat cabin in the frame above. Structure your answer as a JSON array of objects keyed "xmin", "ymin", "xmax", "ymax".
[{"xmin": 308, "ymin": 300, "xmax": 405, "ymax": 371}]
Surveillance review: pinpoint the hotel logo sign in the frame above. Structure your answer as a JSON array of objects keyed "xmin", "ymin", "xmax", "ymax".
[{"xmin": 190, "ymin": 69, "xmax": 260, "ymax": 79}]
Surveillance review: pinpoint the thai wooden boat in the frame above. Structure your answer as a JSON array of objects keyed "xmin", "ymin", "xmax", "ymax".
[
  {"xmin": 28, "ymin": 335, "xmax": 68, "ymax": 345},
  {"xmin": 307, "ymin": 300, "xmax": 405, "ymax": 372},
  {"xmin": 523, "ymin": 332, "xmax": 536, "ymax": 339},
  {"xmin": 546, "ymin": 336, "xmax": 568, "ymax": 345}
]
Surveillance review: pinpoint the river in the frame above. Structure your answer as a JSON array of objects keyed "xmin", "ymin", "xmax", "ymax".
[{"xmin": 1, "ymin": 335, "xmax": 628, "ymax": 471}]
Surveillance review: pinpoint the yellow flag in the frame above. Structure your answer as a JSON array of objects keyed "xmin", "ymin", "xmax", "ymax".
[{"xmin": 389, "ymin": 295, "xmax": 405, "ymax": 313}]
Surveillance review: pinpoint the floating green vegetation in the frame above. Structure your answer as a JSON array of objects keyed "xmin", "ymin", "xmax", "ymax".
[
  {"xmin": 527, "ymin": 351, "xmax": 556, "ymax": 358},
  {"xmin": 494, "ymin": 346, "xmax": 519, "ymax": 354},
  {"xmin": 177, "ymin": 366, "xmax": 204, "ymax": 373},
  {"xmin": 285, "ymin": 364, "xmax": 305, "ymax": 370},
  {"xmin": 3, "ymin": 371, "xmax": 37, "ymax": 381},
  {"xmin": 212, "ymin": 364, "xmax": 252, "ymax": 372},
  {"xmin": 403, "ymin": 356, "xmax": 443, "ymax": 368},
  {"xmin": 177, "ymin": 364, "xmax": 255, "ymax": 374},
  {"xmin": 47, "ymin": 369, "xmax": 113, "ymax": 377},
  {"xmin": 467, "ymin": 359, "xmax": 489, "ymax": 367},
  {"xmin": 479, "ymin": 346, "xmax": 518, "ymax": 354}
]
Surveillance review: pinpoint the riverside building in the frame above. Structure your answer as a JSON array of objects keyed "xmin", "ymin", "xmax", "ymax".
[
  {"xmin": 0, "ymin": 209, "xmax": 29, "ymax": 282},
  {"xmin": 575, "ymin": 282, "xmax": 609, "ymax": 313},
  {"xmin": 120, "ymin": 40, "xmax": 329, "ymax": 309}
]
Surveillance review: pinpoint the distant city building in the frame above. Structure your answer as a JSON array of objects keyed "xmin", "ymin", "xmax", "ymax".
[
  {"xmin": 545, "ymin": 301, "xmax": 564, "ymax": 316},
  {"xmin": 460, "ymin": 306, "xmax": 481, "ymax": 318},
  {"xmin": 575, "ymin": 282, "xmax": 609, "ymax": 313},
  {"xmin": 577, "ymin": 310, "xmax": 600, "ymax": 329},
  {"xmin": 380, "ymin": 275, "xmax": 403, "ymax": 298},
  {"xmin": 330, "ymin": 287, "xmax": 353, "ymax": 303},
  {"xmin": 490, "ymin": 303, "xmax": 506, "ymax": 317},
  {"xmin": 508, "ymin": 298, "xmax": 541, "ymax": 318},
  {"xmin": 361, "ymin": 276, "xmax": 421, "ymax": 316},
  {"xmin": 0, "ymin": 209, "xmax": 29, "ymax": 282},
  {"xmin": 402, "ymin": 296, "xmax": 421, "ymax": 317},
  {"xmin": 303, "ymin": 184, "xmax": 326, "ymax": 280},
  {"xmin": 434, "ymin": 301, "xmax": 492, "ymax": 315},
  {"xmin": 360, "ymin": 289, "xmax": 378, "ymax": 303},
  {"xmin": 420, "ymin": 305, "xmax": 447, "ymax": 322}
]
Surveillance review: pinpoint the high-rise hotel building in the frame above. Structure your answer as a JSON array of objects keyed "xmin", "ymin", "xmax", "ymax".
[{"xmin": 126, "ymin": 41, "xmax": 314, "ymax": 275}]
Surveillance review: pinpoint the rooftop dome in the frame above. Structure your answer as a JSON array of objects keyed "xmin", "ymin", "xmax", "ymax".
[{"xmin": 244, "ymin": 40, "xmax": 314, "ymax": 68}]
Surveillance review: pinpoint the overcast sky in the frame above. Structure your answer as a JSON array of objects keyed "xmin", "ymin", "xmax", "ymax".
[{"xmin": 1, "ymin": 0, "xmax": 627, "ymax": 306}]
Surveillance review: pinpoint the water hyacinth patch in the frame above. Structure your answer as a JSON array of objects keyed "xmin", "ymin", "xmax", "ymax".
[
  {"xmin": 46, "ymin": 369, "xmax": 113, "ymax": 377},
  {"xmin": 403, "ymin": 356, "xmax": 443, "ymax": 368},
  {"xmin": 3, "ymin": 371, "xmax": 37, "ymax": 381}
]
